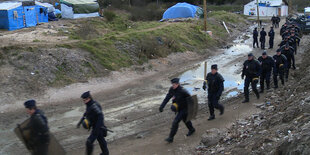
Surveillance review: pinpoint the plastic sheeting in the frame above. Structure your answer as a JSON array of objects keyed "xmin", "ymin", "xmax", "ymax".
[
  {"xmin": 162, "ymin": 2, "xmax": 201, "ymax": 20},
  {"xmin": 60, "ymin": 0, "xmax": 99, "ymax": 13},
  {"xmin": 61, "ymin": 3, "xmax": 98, "ymax": 19}
]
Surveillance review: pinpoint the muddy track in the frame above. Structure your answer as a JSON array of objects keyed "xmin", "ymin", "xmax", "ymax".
[{"xmin": 0, "ymin": 20, "xmax": 294, "ymax": 155}]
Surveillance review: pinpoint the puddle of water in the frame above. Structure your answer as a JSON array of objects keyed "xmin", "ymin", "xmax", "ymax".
[{"xmin": 179, "ymin": 30, "xmax": 254, "ymax": 98}]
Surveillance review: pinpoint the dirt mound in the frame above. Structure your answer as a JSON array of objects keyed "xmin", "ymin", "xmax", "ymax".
[{"xmin": 196, "ymin": 37, "xmax": 310, "ymax": 155}]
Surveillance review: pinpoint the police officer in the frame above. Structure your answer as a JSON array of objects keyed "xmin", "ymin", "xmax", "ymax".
[
  {"xmin": 260, "ymin": 28, "xmax": 267, "ymax": 49},
  {"xmin": 159, "ymin": 78, "xmax": 195, "ymax": 143},
  {"xmin": 290, "ymin": 33, "xmax": 301, "ymax": 55},
  {"xmin": 241, "ymin": 53, "xmax": 261, "ymax": 103},
  {"xmin": 268, "ymin": 27, "xmax": 275, "ymax": 49},
  {"xmin": 276, "ymin": 15, "xmax": 281, "ymax": 28},
  {"xmin": 253, "ymin": 27, "xmax": 259, "ymax": 48},
  {"xmin": 278, "ymin": 36, "xmax": 294, "ymax": 47},
  {"xmin": 78, "ymin": 91, "xmax": 109, "ymax": 155},
  {"xmin": 22, "ymin": 100, "xmax": 50, "ymax": 155},
  {"xmin": 271, "ymin": 15, "xmax": 277, "ymax": 28},
  {"xmin": 280, "ymin": 44, "xmax": 295, "ymax": 81},
  {"xmin": 273, "ymin": 49, "xmax": 287, "ymax": 88},
  {"xmin": 202, "ymin": 64, "xmax": 225, "ymax": 121},
  {"xmin": 258, "ymin": 51, "xmax": 275, "ymax": 93}
]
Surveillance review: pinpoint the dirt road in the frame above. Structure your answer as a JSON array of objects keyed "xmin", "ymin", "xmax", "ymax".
[{"xmin": 0, "ymin": 20, "xmax": 293, "ymax": 155}]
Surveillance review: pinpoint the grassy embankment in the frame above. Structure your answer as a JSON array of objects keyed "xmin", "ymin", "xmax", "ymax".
[{"xmin": 63, "ymin": 11, "xmax": 246, "ymax": 71}]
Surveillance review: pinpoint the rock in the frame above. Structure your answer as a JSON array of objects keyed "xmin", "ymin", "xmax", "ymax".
[{"xmin": 201, "ymin": 128, "xmax": 225, "ymax": 147}]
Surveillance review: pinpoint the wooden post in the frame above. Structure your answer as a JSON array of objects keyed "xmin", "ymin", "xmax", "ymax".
[
  {"xmin": 204, "ymin": 61, "xmax": 207, "ymax": 80},
  {"xmin": 256, "ymin": 0, "xmax": 260, "ymax": 28},
  {"xmin": 203, "ymin": 0, "xmax": 207, "ymax": 31}
]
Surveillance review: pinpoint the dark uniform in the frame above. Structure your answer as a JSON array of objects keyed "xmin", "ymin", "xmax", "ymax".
[
  {"xmin": 280, "ymin": 45, "xmax": 295, "ymax": 81},
  {"xmin": 241, "ymin": 54, "xmax": 261, "ymax": 102},
  {"xmin": 273, "ymin": 51, "xmax": 287, "ymax": 88},
  {"xmin": 290, "ymin": 34, "xmax": 301, "ymax": 54},
  {"xmin": 278, "ymin": 37, "xmax": 294, "ymax": 47},
  {"xmin": 159, "ymin": 78, "xmax": 195, "ymax": 143},
  {"xmin": 280, "ymin": 24, "xmax": 287, "ymax": 35},
  {"xmin": 258, "ymin": 53, "xmax": 275, "ymax": 92},
  {"xmin": 253, "ymin": 28, "xmax": 259, "ymax": 48},
  {"xmin": 268, "ymin": 27, "xmax": 275, "ymax": 49},
  {"xmin": 80, "ymin": 91, "xmax": 109, "ymax": 155},
  {"xmin": 260, "ymin": 28, "xmax": 267, "ymax": 49},
  {"xmin": 203, "ymin": 65, "xmax": 225, "ymax": 120},
  {"xmin": 271, "ymin": 16, "xmax": 277, "ymax": 27},
  {"xmin": 275, "ymin": 16, "xmax": 281, "ymax": 28},
  {"xmin": 23, "ymin": 100, "xmax": 50, "ymax": 155}
]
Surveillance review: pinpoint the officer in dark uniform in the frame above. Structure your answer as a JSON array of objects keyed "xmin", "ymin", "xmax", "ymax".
[
  {"xmin": 268, "ymin": 27, "xmax": 275, "ymax": 49},
  {"xmin": 253, "ymin": 27, "xmax": 259, "ymax": 48},
  {"xmin": 280, "ymin": 44, "xmax": 295, "ymax": 81},
  {"xmin": 271, "ymin": 15, "xmax": 277, "ymax": 27},
  {"xmin": 159, "ymin": 78, "xmax": 195, "ymax": 143},
  {"xmin": 290, "ymin": 33, "xmax": 301, "ymax": 54},
  {"xmin": 278, "ymin": 36, "xmax": 294, "ymax": 47},
  {"xmin": 22, "ymin": 100, "xmax": 50, "ymax": 155},
  {"xmin": 273, "ymin": 49, "xmax": 287, "ymax": 88},
  {"xmin": 280, "ymin": 23, "xmax": 287, "ymax": 35},
  {"xmin": 260, "ymin": 28, "xmax": 267, "ymax": 49},
  {"xmin": 241, "ymin": 53, "xmax": 261, "ymax": 103},
  {"xmin": 258, "ymin": 51, "xmax": 275, "ymax": 93},
  {"xmin": 78, "ymin": 91, "xmax": 109, "ymax": 155},
  {"xmin": 202, "ymin": 64, "xmax": 225, "ymax": 121},
  {"xmin": 276, "ymin": 15, "xmax": 281, "ymax": 28}
]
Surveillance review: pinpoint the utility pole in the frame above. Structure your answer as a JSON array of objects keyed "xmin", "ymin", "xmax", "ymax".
[
  {"xmin": 203, "ymin": 0, "xmax": 207, "ymax": 31},
  {"xmin": 256, "ymin": 0, "xmax": 260, "ymax": 28},
  {"xmin": 288, "ymin": 0, "xmax": 292, "ymax": 14}
]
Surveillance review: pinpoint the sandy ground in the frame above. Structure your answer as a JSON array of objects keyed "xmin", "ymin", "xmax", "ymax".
[{"xmin": 0, "ymin": 19, "xmax": 296, "ymax": 155}]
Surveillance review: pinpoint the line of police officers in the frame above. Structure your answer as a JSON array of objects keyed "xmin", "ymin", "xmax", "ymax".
[{"xmin": 20, "ymin": 20, "xmax": 302, "ymax": 155}]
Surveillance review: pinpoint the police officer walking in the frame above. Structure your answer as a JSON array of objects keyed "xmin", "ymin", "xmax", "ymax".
[
  {"xmin": 253, "ymin": 27, "xmax": 259, "ymax": 48},
  {"xmin": 280, "ymin": 44, "xmax": 295, "ymax": 81},
  {"xmin": 258, "ymin": 51, "xmax": 275, "ymax": 93},
  {"xmin": 159, "ymin": 78, "xmax": 195, "ymax": 143},
  {"xmin": 78, "ymin": 91, "xmax": 109, "ymax": 155},
  {"xmin": 260, "ymin": 28, "xmax": 267, "ymax": 49},
  {"xmin": 202, "ymin": 64, "xmax": 225, "ymax": 121},
  {"xmin": 273, "ymin": 49, "xmax": 287, "ymax": 88},
  {"xmin": 22, "ymin": 100, "xmax": 50, "ymax": 155},
  {"xmin": 241, "ymin": 53, "xmax": 261, "ymax": 103},
  {"xmin": 268, "ymin": 27, "xmax": 275, "ymax": 49}
]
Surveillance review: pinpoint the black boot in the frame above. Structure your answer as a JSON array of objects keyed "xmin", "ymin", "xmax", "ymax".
[
  {"xmin": 186, "ymin": 128, "xmax": 196, "ymax": 137},
  {"xmin": 242, "ymin": 99, "xmax": 249, "ymax": 103},
  {"xmin": 208, "ymin": 115, "xmax": 215, "ymax": 121},
  {"xmin": 165, "ymin": 137, "xmax": 173, "ymax": 143},
  {"xmin": 256, "ymin": 93, "xmax": 260, "ymax": 99},
  {"xmin": 220, "ymin": 106, "xmax": 224, "ymax": 115},
  {"xmin": 259, "ymin": 89, "xmax": 264, "ymax": 93}
]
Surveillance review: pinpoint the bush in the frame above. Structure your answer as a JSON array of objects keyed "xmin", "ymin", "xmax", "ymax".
[
  {"xmin": 129, "ymin": 3, "xmax": 164, "ymax": 21},
  {"xmin": 103, "ymin": 10, "xmax": 117, "ymax": 22}
]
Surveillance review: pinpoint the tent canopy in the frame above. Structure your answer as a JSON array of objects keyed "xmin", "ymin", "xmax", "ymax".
[
  {"xmin": 162, "ymin": 2, "xmax": 202, "ymax": 20},
  {"xmin": 0, "ymin": 2, "xmax": 22, "ymax": 10},
  {"xmin": 60, "ymin": 0, "xmax": 98, "ymax": 13}
]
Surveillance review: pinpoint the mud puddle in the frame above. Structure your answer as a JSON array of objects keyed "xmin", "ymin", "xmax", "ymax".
[{"xmin": 179, "ymin": 31, "xmax": 254, "ymax": 100}]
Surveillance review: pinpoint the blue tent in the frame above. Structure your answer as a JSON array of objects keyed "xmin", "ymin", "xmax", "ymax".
[
  {"xmin": 162, "ymin": 2, "xmax": 202, "ymax": 20},
  {"xmin": 35, "ymin": 2, "xmax": 49, "ymax": 23},
  {"xmin": 0, "ymin": 2, "xmax": 48, "ymax": 31},
  {"xmin": 0, "ymin": 2, "xmax": 24, "ymax": 31}
]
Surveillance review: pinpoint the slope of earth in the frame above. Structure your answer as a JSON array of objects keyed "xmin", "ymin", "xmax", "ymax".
[{"xmin": 196, "ymin": 35, "xmax": 310, "ymax": 154}]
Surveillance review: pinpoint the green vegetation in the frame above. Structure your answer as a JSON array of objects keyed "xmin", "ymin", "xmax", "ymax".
[
  {"xmin": 103, "ymin": 10, "xmax": 117, "ymax": 22},
  {"xmin": 208, "ymin": 10, "xmax": 246, "ymax": 24},
  {"xmin": 63, "ymin": 11, "xmax": 245, "ymax": 71},
  {"xmin": 207, "ymin": 5, "xmax": 243, "ymax": 12},
  {"xmin": 33, "ymin": 39, "xmax": 40, "ymax": 42}
]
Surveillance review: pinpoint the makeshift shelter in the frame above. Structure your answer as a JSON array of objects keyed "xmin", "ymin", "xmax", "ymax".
[
  {"xmin": 161, "ymin": 2, "xmax": 203, "ymax": 20},
  {"xmin": 35, "ymin": 1, "xmax": 49, "ymax": 23},
  {"xmin": 0, "ymin": 1, "xmax": 48, "ymax": 31},
  {"xmin": 244, "ymin": 0, "xmax": 288, "ymax": 17},
  {"xmin": 0, "ymin": 2, "xmax": 24, "ymax": 31},
  {"xmin": 60, "ymin": 0, "xmax": 99, "ymax": 19}
]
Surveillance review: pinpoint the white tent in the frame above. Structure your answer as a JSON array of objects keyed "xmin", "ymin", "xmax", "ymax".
[{"xmin": 244, "ymin": 0, "xmax": 288, "ymax": 17}]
